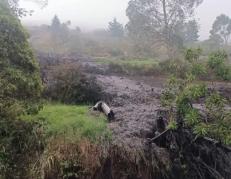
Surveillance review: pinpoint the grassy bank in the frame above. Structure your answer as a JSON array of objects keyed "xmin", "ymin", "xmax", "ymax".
[
  {"xmin": 25, "ymin": 104, "xmax": 110, "ymax": 141},
  {"xmin": 95, "ymin": 57, "xmax": 159, "ymax": 66},
  {"xmin": 95, "ymin": 57, "xmax": 161, "ymax": 76}
]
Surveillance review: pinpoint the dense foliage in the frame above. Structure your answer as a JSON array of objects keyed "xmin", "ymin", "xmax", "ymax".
[
  {"xmin": 161, "ymin": 75, "xmax": 231, "ymax": 145},
  {"xmin": 108, "ymin": 18, "xmax": 124, "ymax": 38},
  {"xmin": 126, "ymin": 0, "xmax": 203, "ymax": 57},
  {"xmin": 44, "ymin": 64, "xmax": 103, "ymax": 104},
  {"xmin": 0, "ymin": 1, "xmax": 43, "ymax": 178}
]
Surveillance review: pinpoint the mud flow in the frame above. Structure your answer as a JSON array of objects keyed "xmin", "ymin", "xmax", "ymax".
[{"xmin": 96, "ymin": 75, "xmax": 164, "ymax": 147}]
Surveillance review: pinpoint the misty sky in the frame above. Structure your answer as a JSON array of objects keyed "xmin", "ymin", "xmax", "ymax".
[{"xmin": 19, "ymin": 0, "xmax": 231, "ymax": 40}]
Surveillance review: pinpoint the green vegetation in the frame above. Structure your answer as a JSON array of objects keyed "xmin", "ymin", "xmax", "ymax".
[
  {"xmin": 0, "ymin": 2, "xmax": 43, "ymax": 178},
  {"xmin": 97, "ymin": 49, "xmax": 231, "ymax": 82},
  {"xmin": 161, "ymin": 75, "xmax": 231, "ymax": 145},
  {"xmin": 44, "ymin": 63, "xmax": 103, "ymax": 104},
  {"xmin": 24, "ymin": 104, "xmax": 111, "ymax": 179},
  {"xmin": 208, "ymin": 50, "xmax": 231, "ymax": 80},
  {"xmin": 95, "ymin": 57, "xmax": 159, "ymax": 66},
  {"xmin": 96, "ymin": 58, "xmax": 160, "ymax": 75},
  {"xmin": 25, "ymin": 104, "xmax": 110, "ymax": 141}
]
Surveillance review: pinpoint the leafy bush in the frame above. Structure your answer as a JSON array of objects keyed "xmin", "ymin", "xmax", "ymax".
[
  {"xmin": 208, "ymin": 50, "xmax": 228, "ymax": 69},
  {"xmin": 0, "ymin": 2, "xmax": 43, "ymax": 177},
  {"xmin": 208, "ymin": 50, "xmax": 231, "ymax": 81},
  {"xmin": 191, "ymin": 63, "xmax": 207, "ymax": 77},
  {"xmin": 161, "ymin": 75, "xmax": 231, "ymax": 145},
  {"xmin": 185, "ymin": 48, "xmax": 202, "ymax": 63},
  {"xmin": 44, "ymin": 64, "xmax": 103, "ymax": 104},
  {"xmin": 0, "ymin": 119, "xmax": 44, "ymax": 178},
  {"xmin": 159, "ymin": 59, "xmax": 191, "ymax": 78}
]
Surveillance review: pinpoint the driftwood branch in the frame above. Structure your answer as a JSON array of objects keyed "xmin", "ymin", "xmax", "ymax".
[{"xmin": 147, "ymin": 129, "xmax": 170, "ymax": 143}]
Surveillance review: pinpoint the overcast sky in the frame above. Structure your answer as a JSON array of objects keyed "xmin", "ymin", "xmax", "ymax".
[{"xmin": 19, "ymin": 0, "xmax": 231, "ymax": 40}]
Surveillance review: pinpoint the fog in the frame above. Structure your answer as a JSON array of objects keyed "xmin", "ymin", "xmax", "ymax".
[{"xmin": 19, "ymin": 0, "xmax": 231, "ymax": 40}]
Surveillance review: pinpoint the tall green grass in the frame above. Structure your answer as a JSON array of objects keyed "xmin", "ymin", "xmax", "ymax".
[{"xmin": 25, "ymin": 104, "xmax": 110, "ymax": 141}]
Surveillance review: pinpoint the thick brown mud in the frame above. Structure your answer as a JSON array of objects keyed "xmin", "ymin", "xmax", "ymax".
[
  {"xmin": 94, "ymin": 74, "xmax": 231, "ymax": 179},
  {"xmin": 96, "ymin": 75, "xmax": 164, "ymax": 148}
]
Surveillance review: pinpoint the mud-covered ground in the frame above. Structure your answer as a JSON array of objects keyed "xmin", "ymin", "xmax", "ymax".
[
  {"xmin": 93, "ymin": 69, "xmax": 231, "ymax": 150},
  {"xmin": 96, "ymin": 75, "xmax": 164, "ymax": 148},
  {"xmin": 94, "ymin": 68, "xmax": 231, "ymax": 179}
]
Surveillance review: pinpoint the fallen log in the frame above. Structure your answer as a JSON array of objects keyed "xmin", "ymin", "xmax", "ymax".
[{"xmin": 93, "ymin": 101, "xmax": 115, "ymax": 121}]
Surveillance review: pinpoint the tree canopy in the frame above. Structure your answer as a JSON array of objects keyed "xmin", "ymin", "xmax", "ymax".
[
  {"xmin": 0, "ymin": 0, "xmax": 42, "ymax": 116},
  {"xmin": 0, "ymin": 1, "xmax": 43, "ymax": 177},
  {"xmin": 108, "ymin": 18, "xmax": 124, "ymax": 38},
  {"xmin": 126, "ymin": 0, "xmax": 203, "ymax": 56},
  {"xmin": 50, "ymin": 15, "xmax": 71, "ymax": 44},
  {"xmin": 210, "ymin": 14, "xmax": 231, "ymax": 46}
]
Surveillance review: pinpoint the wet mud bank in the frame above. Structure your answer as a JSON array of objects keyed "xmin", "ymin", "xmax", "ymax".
[{"xmin": 94, "ymin": 74, "xmax": 231, "ymax": 179}]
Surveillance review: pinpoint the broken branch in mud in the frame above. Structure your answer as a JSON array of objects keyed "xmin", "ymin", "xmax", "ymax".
[
  {"xmin": 147, "ymin": 129, "xmax": 170, "ymax": 143},
  {"xmin": 93, "ymin": 101, "xmax": 115, "ymax": 121}
]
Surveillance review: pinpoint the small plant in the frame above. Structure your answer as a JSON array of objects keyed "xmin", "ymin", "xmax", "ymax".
[
  {"xmin": 193, "ymin": 123, "xmax": 209, "ymax": 137},
  {"xmin": 185, "ymin": 108, "xmax": 200, "ymax": 126},
  {"xmin": 185, "ymin": 48, "xmax": 202, "ymax": 63},
  {"xmin": 208, "ymin": 50, "xmax": 228, "ymax": 69},
  {"xmin": 167, "ymin": 120, "xmax": 178, "ymax": 130},
  {"xmin": 191, "ymin": 63, "xmax": 207, "ymax": 77}
]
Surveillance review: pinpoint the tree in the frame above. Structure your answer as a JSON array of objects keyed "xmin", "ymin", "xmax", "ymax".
[
  {"xmin": 0, "ymin": 0, "xmax": 42, "ymax": 114},
  {"xmin": 7, "ymin": 0, "xmax": 47, "ymax": 16},
  {"xmin": 108, "ymin": 18, "xmax": 124, "ymax": 38},
  {"xmin": 183, "ymin": 20, "xmax": 200, "ymax": 43},
  {"xmin": 0, "ymin": 1, "xmax": 43, "ymax": 177},
  {"xmin": 126, "ymin": 0, "xmax": 203, "ymax": 57},
  {"xmin": 210, "ymin": 14, "xmax": 231, "ymax": 46},
  {"xmin": 51, "ymin": 15, "xmax": 61, "ymax": 33},
  {"xmin": 50, "ymin": 15, "xmax": 71, "ymax": 45}
]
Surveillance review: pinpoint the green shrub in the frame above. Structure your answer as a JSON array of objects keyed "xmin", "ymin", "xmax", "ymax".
[
  {"xmin": 161, "ymin": 75, "xmax": 231, "ymax": 145},
  {"xmin": 44, "ymin": 64, "xmax": 103, "ymax": 104},
  {"xmin": 208, "ymin": 50, "xmax": 231, "ymax": 81},
  {"xmin": 208, "ymin": 50, "xmax": 228, "ymax": 69},
  {"xmin": 0, "ymin": 2, "xmax": 43, "ymax": 177},
  {"xmin": 191, "ymin": 63, "xmax": 207, "ymax": 77},
  {"xmin": 185, "ymin": 48, "xmax": 202, "ymax": 63},
  {"xmin": 159, "ymin": 59, "xmax": 191, "ymax": 78}
]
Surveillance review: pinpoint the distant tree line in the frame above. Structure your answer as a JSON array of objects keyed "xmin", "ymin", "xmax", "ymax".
[{"xmin": 126, "ymin": 0, "xmax": 203, "ymax": 58}]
